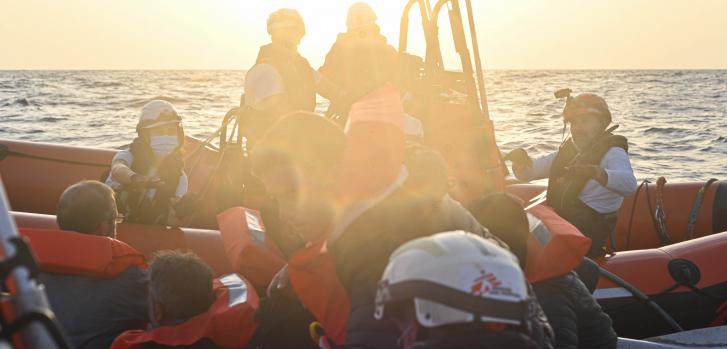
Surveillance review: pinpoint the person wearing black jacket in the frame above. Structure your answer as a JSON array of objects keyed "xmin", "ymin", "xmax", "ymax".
[
  {"xmin": 251, "ymin": 112, "xmax": 552, "ymax": 349},
  {"xmin": 470, "ymin": 192, "xmax": 617, "ymax": 349}
]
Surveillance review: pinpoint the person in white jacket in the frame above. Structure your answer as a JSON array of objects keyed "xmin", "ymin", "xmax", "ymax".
[{"xmin": 505, "ymin": 91, "xmax": 637, "ymax": 256}]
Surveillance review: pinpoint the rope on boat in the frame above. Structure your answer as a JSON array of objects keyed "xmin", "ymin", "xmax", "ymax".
[
  {"xmin": 686, "ymin": 178, "xmax": 719, "ymax": 240},
  {"xmin": 623, "ymin": 180, "xmax": 652, "ymax": 251},
  {"xmin": 582, "ymin": 257, "xmax": 684, "ymax": 333},
  {"xmin": 654, "ymin": 177, "xmax": 672, "ymax": 246}
]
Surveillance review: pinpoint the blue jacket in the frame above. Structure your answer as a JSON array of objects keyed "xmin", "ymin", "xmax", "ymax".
[{"xmin": 40, "ymin": 266, "xmax": 149, "ymax": 349}]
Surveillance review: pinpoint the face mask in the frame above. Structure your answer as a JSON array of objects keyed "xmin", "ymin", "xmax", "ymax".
[{"xmin": 150, "ymin": 136, "xmax": 178, "ymax": 156}]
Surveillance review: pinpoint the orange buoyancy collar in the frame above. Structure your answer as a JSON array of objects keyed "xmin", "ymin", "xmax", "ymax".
[
  {"xmin": 19, "ymin": 228, "xmax": 146, "ymax": 278},
  {"xmin": 525, "ymin": 205, "xmax": 592, "ymax": 283},
  {"xmin": 111, "ymin": 273, "xmax": 259, "ymax": 349}
]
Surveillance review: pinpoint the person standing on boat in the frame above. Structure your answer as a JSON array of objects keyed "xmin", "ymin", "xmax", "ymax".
[
  {"xmin": 247, "ymin": 8, "xmax": 343, "ymax": 115},
  {"xmin": 318, "ymin": 2, "xmax": 400, "ymax": 118},
  {"xmin": 506, "ymin": 91, "xmax": 637, "ymax": 257},
  {"xmin": 105, "ymin": 100, "xmax": 192, "ymax": 226}
]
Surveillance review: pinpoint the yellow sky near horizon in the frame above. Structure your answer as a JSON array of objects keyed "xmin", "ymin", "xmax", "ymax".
[{"xmin": 1, "ymin": 0, "xmax": 726, "ymax": 70}]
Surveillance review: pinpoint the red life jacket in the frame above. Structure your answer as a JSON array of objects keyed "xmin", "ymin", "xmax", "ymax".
[
  {"xmin": 288, "ymin": 239, "xmax": 350, "ymax": 345},
  {"xmin": 217, "ymin": 207, "xmax": 286, "ymax": 289},
  {"xmin": 19, "ymin": 228, "xmax": 146, "ymax": 278},
  {"xmin": 341, "ymin": 84, "xmax": 405, "ymax": 205},
  {"xmin": 111, "ymin": 273, "xmax": 259, "ymax": 349},
  {"xmin": 525, "ymin": 205, "xmax": 592, "ymax": 283}
]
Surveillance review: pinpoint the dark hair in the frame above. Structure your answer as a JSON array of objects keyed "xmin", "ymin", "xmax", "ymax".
[
  {"xmin": 403, "ymin": 143, "xmax": 449, "ymax": 201},
  {"xmin": 149, "ymin": 250, "xmax": 214, "ymax": 322},
  {"xmin": 56, "ymin": 180, "xmax": 116, "ymax": 236},
  {"xmin": 252, "ymin": 111, "xmax": 346, "ymax": 177},
  {"xmin": 469, "ymin": 192, "xmax": 529, "ymax": 268}
]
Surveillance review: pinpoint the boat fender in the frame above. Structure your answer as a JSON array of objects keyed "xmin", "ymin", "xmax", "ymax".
[
  {"xmin": 111, "ymin": 273, "xmax": 259, "ymax": 349},
  {"xmin": 217, "ymin": 207, "xmax": 286, "ymax": 289},
  {"xmin": 19, "ymin": 228, "xmax": 146, "ymax": 278}
]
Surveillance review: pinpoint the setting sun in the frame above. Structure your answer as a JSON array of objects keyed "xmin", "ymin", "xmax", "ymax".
[
  {"xmin": 1, "ymin": 1, "xmax": 727, "ymax": 348},
  {"xmin": 2, "ymin": 0, "xmax": 725, "ymax": 69}
]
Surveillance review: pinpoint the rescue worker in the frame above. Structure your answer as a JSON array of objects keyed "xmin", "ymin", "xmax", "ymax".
[
  {"xmin": 105, "ymin": 100, "xmax": 195, "ymax": 226},
  {"xmin": 470, "ymin": 192, "xmax": 618, "ymax": 349},
  {"xmin": 248, "ymin": 8, "xmax": 342, "ymax": 115},
  {"xmin": 39, "ymin": 180, "xmax": 148, "ymax": 349},
  {"xmin": 375, "ymin": 231, "xmax": 554, "ymax": 349},
  {"xmin": 319, "ymin": 2, "xmax": 400, "ymax": 117},
  {"xmin": 505, "ymin": 91, "xmax": 637, "ymax": 256},
  {"xmin": 242, "ymin": 63, "xmax": 293, "ymax": 148},
  {"xmin": 252, "ymin": 111, "xmax": 506, "ymax": 349}
]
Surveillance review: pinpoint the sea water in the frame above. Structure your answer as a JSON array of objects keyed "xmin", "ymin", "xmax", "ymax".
[{"xmin": 1, "ymin": 70, "xmax": 725, "ymax": 181}]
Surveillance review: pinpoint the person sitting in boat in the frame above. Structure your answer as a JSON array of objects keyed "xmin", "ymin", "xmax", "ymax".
[
  {"xmin": 403, "ymin": 143, "xmax": 491, "ymax": 235},
  {"xmin": 318, "ymin": 2, "xmax": 400, "ymax": 118},
  {"xmin": 39, "ymin": 180, "xmax": 148, "ymax": 349},
  {"xmin": 505, "ymin": 91, "xmax": 637, "ymax": 256},
  {"xmin": 375, "ymin": 231, "xmax": 554, "ymax": 349},
  {"xmin": 248, "ymin": 8, "xmax": 343, "ymax": 116},
  {"xmin": 105, "ymin": 100, "xmax": 193, "ymax": 226},
  {"xmin": 471, "ymin": 192, "xmax": 618, "ymax": 349},
  {"xmin": 251, "ymin": 111, "xmax": 505, "ymax": 349},
  {"xmin": 147, "ymin": 251, "xmax": 215, "ymax": 333},
  {"xmin": 112, "ymin": 251, "xmax": 259, "ymax": 349}
]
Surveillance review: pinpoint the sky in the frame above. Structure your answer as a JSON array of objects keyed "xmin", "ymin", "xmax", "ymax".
[{"xmin": 1, "ymin": 0, "xmax": 726, "ymax": 70}]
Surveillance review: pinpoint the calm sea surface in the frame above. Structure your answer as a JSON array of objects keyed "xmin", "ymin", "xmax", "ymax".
[{"xmin": 1, "ymin": 70, "xmax": 725, "ymax": 181}]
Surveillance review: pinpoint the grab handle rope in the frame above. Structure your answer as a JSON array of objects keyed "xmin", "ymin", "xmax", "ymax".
[{"xmin": 685, "ymin": 178, "xmax": 719, "ymax": 240}]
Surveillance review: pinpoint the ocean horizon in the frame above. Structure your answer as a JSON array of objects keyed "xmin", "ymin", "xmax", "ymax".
[{"xmin": 1, "ymin": 69, "xmax": 725, "ymax": 182}]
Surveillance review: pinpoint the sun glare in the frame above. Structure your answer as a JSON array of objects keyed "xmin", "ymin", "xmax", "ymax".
[{"xmin": 218, "ymin": 0, "xmax": 430, "ymax": 67}]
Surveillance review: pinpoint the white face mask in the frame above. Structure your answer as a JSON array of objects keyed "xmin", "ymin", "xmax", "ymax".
[{"xmin": 150, "ymin": 136, "xmax": 178, "ymax": 156}]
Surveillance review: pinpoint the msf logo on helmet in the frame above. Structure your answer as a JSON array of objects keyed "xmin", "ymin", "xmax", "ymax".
[{"xmin": 470, "ymin": 269, "xmax": 503, "ymax": 297}]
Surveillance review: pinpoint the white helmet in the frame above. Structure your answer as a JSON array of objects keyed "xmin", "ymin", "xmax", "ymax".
[
  {"xmin": 375, "ymin": 231, "xmax": 530, "ymax": 328},
  {"xmin": 244, "ymin": 63, "xmax": 285, "ymax": 111},
  {"xmin": 346, "ymin": 2, "xmax": 377, "ymax": 32},
  {"xmin": 137, "ymin": 100, "xmax": 181, "ymax": 130}
]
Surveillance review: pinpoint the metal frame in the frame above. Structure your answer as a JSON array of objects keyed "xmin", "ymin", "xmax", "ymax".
[
  {"xmin": 399, "ymin": 0, "xmax": 491, "ymax": 122},
  {"xmin": 0, "ymin": 179, "xmax": 71, "ymax": 348}
]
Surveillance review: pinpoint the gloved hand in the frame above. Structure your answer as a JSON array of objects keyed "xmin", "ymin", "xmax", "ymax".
[
  {"xmin": 504, "ymin": 148, "xmax": 532, "ymax": 167},
  {"xmin": 504, "ymin": 148, "xmax": 533, "ymax": 181},
  {"xmin": 561, "ymin": 165, "xmax": 608, "ymax": 185}
]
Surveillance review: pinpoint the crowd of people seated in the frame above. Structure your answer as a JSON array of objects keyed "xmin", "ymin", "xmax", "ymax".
[{"xmin": 26, "ymin": 3, "xmax": 639, "ymax": 349}]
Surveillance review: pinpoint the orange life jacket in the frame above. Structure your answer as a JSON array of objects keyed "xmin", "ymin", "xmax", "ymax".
[
  {"xmin": 288, "ymin": 240, "xmax": 350, "ymax": 345},
  {"xmin": 19, "ymin": 228, "xmax": 146, "ymax": 278},
  {"xmin": 341, "ymin": 84, "xmax": 405, "ymax": 205},
  {"xmin": 217, "ymin": 207, "xmax": 286, "ymax": 289},
  {"xmin": 525, "ymin": 205, "xmax": 592, "ymax": 283},
  {"xmin": 111, "ymin": 273, "xmax": 259, "ymax": 349}
]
